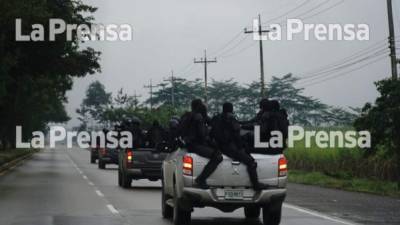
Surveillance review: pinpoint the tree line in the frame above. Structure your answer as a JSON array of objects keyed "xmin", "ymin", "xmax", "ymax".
[
  {"xmin": 77, "ymin": 74, "xmax": 358, "ymax": 131},
  {"xmin": 0, "ymin": 0, "xmax": 101, "ymax": 149}
]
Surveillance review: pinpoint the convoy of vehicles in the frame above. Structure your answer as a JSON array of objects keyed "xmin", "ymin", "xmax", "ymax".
[{"xmin": 89, "ymin": 119, "xmax": 287, "ymax": 225}]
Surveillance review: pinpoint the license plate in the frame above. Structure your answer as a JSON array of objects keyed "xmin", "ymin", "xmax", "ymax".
[
  {"xmin": 224, "ymin": 190, "xmax": 244, "ymax": 200},
  {"xmin": 153, "ymin": 153, "xmax": 160, "ymax": 159}
]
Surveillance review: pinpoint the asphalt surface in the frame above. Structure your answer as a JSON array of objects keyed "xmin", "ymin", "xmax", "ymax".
[
  {"xmin": 286, "ymin": 183, "xmax": 400, "ymax": 225},
  {"xmin": 0, "ymin": 148, "xmax": 390, "ymax": 225}
]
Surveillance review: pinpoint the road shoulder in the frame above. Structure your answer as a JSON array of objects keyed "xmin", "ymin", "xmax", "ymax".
[
  {"xmin": 286, "ymin": 183, "xmax": 400, "ymax": 225},
  {"xmin": 0, "ymin": 149, "xmax": 37, "ymax": 175}
]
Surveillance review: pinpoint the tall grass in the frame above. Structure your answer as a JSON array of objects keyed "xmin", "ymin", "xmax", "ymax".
[{"xmin": 285, "ymin": 127, "xmax": 398, "ymax": 182}]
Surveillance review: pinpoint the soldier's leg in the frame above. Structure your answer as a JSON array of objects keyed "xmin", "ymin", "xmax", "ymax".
[
  {"xmin": 226, "ymin": 144, "xmax": 269, "ymax": 190},
  {"xmin": 192, "ymin": 144, "xmax": 223, "ymax": 189}
]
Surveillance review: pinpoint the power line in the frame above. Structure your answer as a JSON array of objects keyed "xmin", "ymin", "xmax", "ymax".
[
  {"xmin": 261, "ymin": 0, "xmax": 312, "ymax": 25},
  {"xmin": 210, "ymin": 0, "xmax": 318, "ymax": 59},
  {"xmin": 219, "ymin": 0, "xmax": 343, "ymax": 62},
  {"xmin": 300, "ymin": 55, "xmax": 387, "ymax": 88},
  {"xmin": 219, "ymin": 41, "xmax": 258, "ymax": 59},
  {"xmin": 132, "ymin": 91, "xmax": 142, "ymax": 109},
  {"xmin": 245, "ymin": 14, "xmax": 275, "ymax": 97},
  {"xmin": 143, "ymin": 79, "xmax": 158, "ymax": 110},
  {"xmin": 214, "ymin": 35, "xmax": 250, "ymax": 58},
  {"xmin": 297, "ymin": 39, "xmax": 389, "ymax": 79},
  {"xmin": 194, "ymin": 49, "xmax": 217, "ymax": 105},
  {"xmin": 175, "ymin": 61, "xmax": 193, "ymax": 76},
  {"xmin": 274, "ymin": 0, "xmax": 345, "ymax": 29},
  {"xmin": 163, "ymin": 70, "xmax": 176, "ymax": 107},
  {"xmin": 298, "ymin": 49, "xmax": 389, "ymax": 84},
  {"xmin": 295, "ymin": 0, "xmax": 344, "ymax": 22},
  {"xmin": 208, "ymin": 30, "xmax": 244, "ymax": 57}
]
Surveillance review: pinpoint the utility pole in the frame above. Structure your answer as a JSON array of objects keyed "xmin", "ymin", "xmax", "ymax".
[
  {"xmin": 387, "ymin": 0, "xmax": 398, "ymax": 80},
  {"xmin": 194, "ymin": 49, "xmax": 217, "ymax": 105},
  {"xmin": 132, "ymin": 91, "xmax": 142, "ymax": 109},
  {"xmin": 245, "ymin": 14, "xmax": 275, "ymax": 97},
  {"xmin": 163, "ymin": 70, "xmax": 176, "ymax": 108},
  {"xmin": 143, "ymin": 79, "xmax": 158, "ymax": 110}
]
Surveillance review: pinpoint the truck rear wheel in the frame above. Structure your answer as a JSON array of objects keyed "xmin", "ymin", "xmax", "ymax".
[
  {"xmin": 262, "ymin": 201, "xmax": 283, "ymax": 225},
  {"xmin": 98, "ymin": 160, "xmax": 106, "ymax": 169},
  {"xmin": 118, "ymin": 169, "xmax": 122, "ymax": 187},
  {"xmin": 162, "ymin": 179, "xmax": 173, "ymax": 219},
  {"xmin": 121, "ymin": 171, "xmax": 131, "ymax": 188},
  {"xmin": 173, "ymin": 185, "xmax": 191, "ymax": 225},
  {"xmin": 244, "ymin": 206, "xmax": 261, "ymax": 218}
]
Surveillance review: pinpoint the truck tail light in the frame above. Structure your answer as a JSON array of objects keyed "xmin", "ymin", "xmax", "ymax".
[
  {"xmin": 126, "ymin": 149, "xmax": 133, "ymax": 168},
  {"xmin": 183, "ymin": 155, "xmax": 193, "ymax": 176},
  {"xmin": 100, "ymin": 148, "xmax": 107, "ymax": 156},
  {"xmin": 278, "ymin": 156, "xmax": 288, "ymax": 177}
]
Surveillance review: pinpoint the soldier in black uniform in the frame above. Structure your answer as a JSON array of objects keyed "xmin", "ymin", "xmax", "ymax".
[
  {"xmin": 180, "ymin": 99, "xmax": 223, "ymax": 189},
  {"xmin": 146, "ymin": 120, "xmax": 166, "ymax": 148},
  {"xmin": 211, "ymin": 102, "xmax": 269, "ymax": 190}
]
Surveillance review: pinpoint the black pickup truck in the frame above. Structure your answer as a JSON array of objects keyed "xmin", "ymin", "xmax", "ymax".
[
  {"xmin": 90, "ymin": 146, "xmax": 99, "ymax": 164},
  {"xmin": 118, "ymin": 145, "xmax": 168, "ymax": 188},
  {"xmin": 98, "ymin": 147, "xmax": 119, "ymax": 169}
]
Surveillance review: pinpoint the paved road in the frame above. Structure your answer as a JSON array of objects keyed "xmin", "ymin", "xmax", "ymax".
[
  {"xmin": 286, "ymin": 183, "xmax": 400, "ymax": 225},
  {"xmin": 0, "ymin": 148, "xmax": 360, "ymax": 225}
]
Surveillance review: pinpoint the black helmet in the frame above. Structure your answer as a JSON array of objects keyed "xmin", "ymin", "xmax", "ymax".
[
  {"xmin": 191, "ymin": 99, "xmax": 203, "ymax": 112},
  {"xmin": 259, "ymin": 98, "xmax": 270, "ymax": 111},
  {"xmin": 223, "ymin": 102, "xmax": 233, "ymax": 113},
  {"xmin": 269, "ymin": 100, "xmax": 281, "ymax": 112}
]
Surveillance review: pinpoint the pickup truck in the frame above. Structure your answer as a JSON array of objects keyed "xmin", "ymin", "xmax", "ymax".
[
  {"xmin": 90, "ymin": 146, "xmax": 99, "ymax": 164},
  {"xmin": 161, "ymin": 148, "xmax": 288, "ymax": 225},
  {"xmin": 98, "ymin": 147, "xmax": 119, "ymax": 169},
  {"xmin": 118, "ymin": 146, "xmax": 168, "ymax": 188}
]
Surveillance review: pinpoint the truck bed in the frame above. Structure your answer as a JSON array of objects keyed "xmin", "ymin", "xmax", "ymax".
[{"xmin": 187, "ymin": 153, "xmax": 283, "ymax": 188}]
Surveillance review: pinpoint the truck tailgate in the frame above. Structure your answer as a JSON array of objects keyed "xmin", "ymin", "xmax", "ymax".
[
  {"xmin": 190, "ymin": 153, "xmax": 282, "ymax": 187},
  {"xmin": 132, "ymin": 148, "xmax": 168, "ymax": 168}
]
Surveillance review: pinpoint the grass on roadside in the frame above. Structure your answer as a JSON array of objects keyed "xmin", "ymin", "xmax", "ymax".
[
  {"xmin": 289, "ymin": 170, "xmax": 400, "ymax": 198},
  {"xmin": 0, "ymin": 149, "xmax": 35, "ymax": 166}
]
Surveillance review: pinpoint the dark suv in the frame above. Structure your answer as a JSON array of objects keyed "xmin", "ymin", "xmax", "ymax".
[{"xmin": 98, "ymin": 147, "xmax": 119, "ymax": 169}]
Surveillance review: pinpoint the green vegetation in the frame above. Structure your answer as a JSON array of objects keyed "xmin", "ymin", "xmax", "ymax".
[
  {"xmin": 285, "ymin": 145, "xmax": 398, "ymax": 184},
  {"xmin": 354, "ymin": 78, "xmax": 400, "ymax": 188},
  {"xmin": 0, "ymin": 149, "xmax": 35, "ymax": 167},
  {"xmin": 0, "ymin": 0, "xmax": 100, "ymax": 149},
  {"xmin": 78, "ymin": 74, "xmax": 357, "ymax": 130},
  {"xmin": 285, "ymin": 127, "xmax": 398, "ymax": 195},
  {"xmin": 288, "ymin": 170, "xmax": 400, "ymax": 197},
  {"xmin": 285, "ymin": 78, "xmax": 400, "ymax": 194},
  {"xmin": 148, "ymin": 74, "xmax": 357, "ymax": 124}
]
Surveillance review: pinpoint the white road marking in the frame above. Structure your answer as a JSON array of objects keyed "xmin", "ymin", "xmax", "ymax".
[
  {"xmin": 284, "ymin": 203, "xmax": 359, "ymax": 225},
  {"xmin": 107, "ymin": 204, "xmax": 119, "ymax": 214},
  {"xmin": 95, "ymin": 190, "xmax": 104, "ymax": 197},
  {"xmin": 67, "ymin": 153, "xmax": 121, "ymax": 218}
]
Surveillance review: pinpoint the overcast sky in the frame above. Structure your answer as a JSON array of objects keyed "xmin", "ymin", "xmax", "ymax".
[{"xmin": 66, "ymin": 0, "xmax": 400, "ymax": 126}]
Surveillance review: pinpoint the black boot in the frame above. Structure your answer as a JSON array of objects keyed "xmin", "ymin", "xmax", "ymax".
[
  {"xmin": 248, "ymin": 163, "xmax": 269, "ymax": 191},
  {"xmin": 195, "ymin": 178, "xmax": 210, "ymax": 189},
  {"xmin": 195, "ymin": 154, "xmax": 223, "ymax": 189}
]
